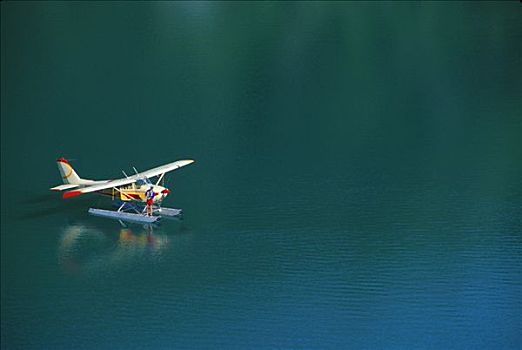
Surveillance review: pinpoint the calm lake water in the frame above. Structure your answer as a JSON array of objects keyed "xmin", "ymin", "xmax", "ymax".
[{"xmin": 1, "ymin": 2, "xmax": 521, "ymax": 349}]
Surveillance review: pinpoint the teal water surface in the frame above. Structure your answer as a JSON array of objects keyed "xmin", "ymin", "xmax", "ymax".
[{"xmin": 1, "ymin": 2, "xmax": 521, "ymax": 349}]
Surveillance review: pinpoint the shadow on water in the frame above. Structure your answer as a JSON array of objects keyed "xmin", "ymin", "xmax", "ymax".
[
  {"xmin": 15, "ymin": 191, "xmax": 95, "ymax": 221},
  {"xmin": 58, "ymin": 220, "xmax": 171, "ymax": 274},
  {"xmin": 19, "ymin": 192, "xmax": 57, "ymax": 205},
  {"xmin": 13, "ymin": 191, "xmax": 191, "ymax": 274}
]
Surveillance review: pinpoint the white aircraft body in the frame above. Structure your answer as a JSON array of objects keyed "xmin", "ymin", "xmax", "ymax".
[{"xmin": 50, "ymin": 157, "xmax": 194, "ymax": 222}]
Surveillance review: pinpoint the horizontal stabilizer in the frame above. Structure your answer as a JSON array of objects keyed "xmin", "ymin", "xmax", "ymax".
[
  {"xmin": 63, "ymin": 190, "xmax": 82, "ymax": 199},
  {"xmin": 50, "ymin": 184, "xmax": 80, "ymax": 192}
]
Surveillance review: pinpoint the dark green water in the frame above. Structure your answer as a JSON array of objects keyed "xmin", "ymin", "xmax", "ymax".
[{"xmin": 1, "ymin": 2, "xmax": 521, "ymax": 349}]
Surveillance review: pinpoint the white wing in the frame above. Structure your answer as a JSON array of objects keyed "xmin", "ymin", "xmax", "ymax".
[
  {"xmin": 137, "ymin": 159, "xmax": 195, "ymax": 179},
  {"xmin": 62, "ymin": 159, "xmax": 194, "ymax": 198}
]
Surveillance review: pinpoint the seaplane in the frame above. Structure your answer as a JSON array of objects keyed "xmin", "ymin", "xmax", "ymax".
[{"xmin": 50, "ymin": 157, "xmax": 194, "ymax": 223}]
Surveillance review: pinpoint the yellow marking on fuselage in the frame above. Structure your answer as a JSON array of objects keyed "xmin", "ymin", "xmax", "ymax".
[{"xmin": 119, "ymin": 189, "xmax": 146, "ymax": 201}]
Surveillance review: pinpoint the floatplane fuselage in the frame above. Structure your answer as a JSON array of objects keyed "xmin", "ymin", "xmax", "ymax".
[{"xmin": 50, "ymin": 157, "xmax": 194, "ymax": 223}]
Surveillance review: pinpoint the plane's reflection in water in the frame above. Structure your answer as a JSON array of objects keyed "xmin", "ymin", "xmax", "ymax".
[{"xmin": 58, "ymin": 222, "xmax": 170, "ymax": 274}]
